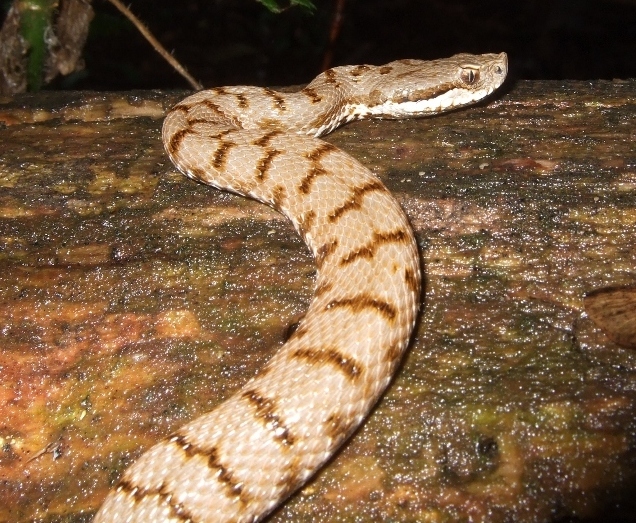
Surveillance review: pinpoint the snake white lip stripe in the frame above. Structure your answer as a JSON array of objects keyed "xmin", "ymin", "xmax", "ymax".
[
  {"xmin": 94, "ymin": 52, "xmax": 507, "ymax": 523},
  {"xmin": 364, "ymin": 84, "xmax": 500, "ymax": 117}
]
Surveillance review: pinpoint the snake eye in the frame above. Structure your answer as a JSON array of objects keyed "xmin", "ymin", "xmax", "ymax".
[{"xmin": 460, "ymin": 67, "xmax": 480, "ymax": 85}]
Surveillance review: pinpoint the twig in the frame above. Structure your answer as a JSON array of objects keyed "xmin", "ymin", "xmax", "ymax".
[{"xmin": 106, "ymin": 0, "xmax": 203, "ymax": 90}]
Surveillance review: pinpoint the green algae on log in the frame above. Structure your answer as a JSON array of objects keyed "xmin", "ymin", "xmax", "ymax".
[{"xmin": 0, "ymin": 81, "xmax": 635, "ymax": 522}]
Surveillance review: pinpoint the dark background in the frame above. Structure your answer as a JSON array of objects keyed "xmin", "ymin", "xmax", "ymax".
[{"xmin": 49, "ymin": 0, "xmax": 636, "ymax": 90}]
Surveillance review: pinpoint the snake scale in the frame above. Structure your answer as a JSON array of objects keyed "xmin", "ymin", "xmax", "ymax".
[{"xmin": 94, "ymin": 52, "xmax": 507, "ymax": 522}]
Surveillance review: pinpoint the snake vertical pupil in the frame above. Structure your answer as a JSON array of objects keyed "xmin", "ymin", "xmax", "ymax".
[{"xmin": 461, "ymin": 68, "xmax": 479, "ymax": 85}]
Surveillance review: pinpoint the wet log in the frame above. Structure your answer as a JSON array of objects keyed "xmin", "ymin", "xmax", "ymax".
[{"xmin": 0, "ymin": 80, "xmax": 635, "ymax": 522}]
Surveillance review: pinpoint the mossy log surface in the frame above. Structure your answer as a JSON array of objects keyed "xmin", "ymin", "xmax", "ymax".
[{"xmin": 0, "ymin": 81, "xmax": 635, "ymax": 522}]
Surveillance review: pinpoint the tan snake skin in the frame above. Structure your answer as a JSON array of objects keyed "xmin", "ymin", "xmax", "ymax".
[{"xmin": 94, "ymin": 53, "xmax": 508, "ymax": 523}]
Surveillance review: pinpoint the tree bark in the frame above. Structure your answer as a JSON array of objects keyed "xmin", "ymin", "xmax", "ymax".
[{"xmin": 0, "ymin": 80, "xmax": 635, "ymax": 522}]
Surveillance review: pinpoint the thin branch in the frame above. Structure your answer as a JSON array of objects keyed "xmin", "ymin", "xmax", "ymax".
[
  {"xmin": 320, "ymin": 0, "xmax": 345, "ymax": 71},
  {"xmin": 106, "ymin": 0, "xmax": 203, "ymax": 90}
]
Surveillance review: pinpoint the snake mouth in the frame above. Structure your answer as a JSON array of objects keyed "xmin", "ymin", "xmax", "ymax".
[{"xmin": 359, "ymin": 84, "xmax": 499, "ymax": 119}]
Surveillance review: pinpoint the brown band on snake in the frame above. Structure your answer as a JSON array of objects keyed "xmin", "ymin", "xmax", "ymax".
[
  {"xmin": 211, "ymin": 86, "xmax": 229, "ymax": 95},
  {"xmin": 301, "ymin": 87, "xmax": 323, "ymax": 104},
  {"xmin": 323, "ymin": 68, "xmax": 340, "ymax": 88},
  {"xmin": 298, "ymin": 165, "xmax": 328, "ymax": 195},
  {"xmin": 298, "ymin": 142, "xmax": 339, "ymax": 194},
  {"xmin": 241, "ymin": 389, "xmax": 296, "ymax": 446},
  {"xmin": 315, "ymin": 239, "xmax": 339, "ymax": 269},
  {"xmin": 200, "ymin": 99, "xmax": 232, "ymax": 119},
  {"xmin": 297, "ymin": 209, "xmax": 316, "ymax": 233},
  {"xmin": 328, "ymin": 179, "xmax": 387, "ymax": 222},
  {"xmin": 324, "ymin": 411, "xmax": 358, "ymax": 443},
  {"xmin": 271, "ymin": 184, "xmax": 288, "ymax": 209},
  {"xmin": 235, "ymin": 93, "xmax": 249, "ymax": 109},
  {"xmin": 170, "ymin": 103, "xmax": 191, "ymax": 115},
  {"xmin": 116, "ymin": 479, "xmax": 195, "ymax": 522},
  {"xmin": 314, "ymin": 281, "xmax": 334, "ymax": 298},
  {"xmin": 255, "ymin": 148, "xmax": 282, "ymax": 181},
  {"xmin": 166, "ymin": 128, "xmax": 194, "ymax": 157},
  {"xmin": 262, "ymin": 88, "xmax": 287, "ymax": 111},
  {"xmin": 404, "ymin": 267, "xmax": 420, "ymax": 294},
  {"xmin": 291, "ymin": 347, "xmax": 363, "ymax": 381},
  {"xmin": 326, "ymin": 295, "xmax": 398, "ymax": 323},
  {"xmin": 170, "ymin": 435, "xmax": 247, "ymax": 499},
  {"xmin": 339, "ymin": 228, "xmax": 411, "ymax": 265},
  {"xmin": 350, "ymin": 65, "xmax": 372, "ymax": 77},
  {"xmin": 210, "ymin": 140, "xmax": 238, "ymax": 170},
  {"xmin": 252, "ymin": 130, "xmax": 283, "ymax": 147}
]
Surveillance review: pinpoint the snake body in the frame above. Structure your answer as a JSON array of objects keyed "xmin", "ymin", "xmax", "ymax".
[{"xmin": 95, "ymin": 53, "xmax": 507, "ymax": 523}]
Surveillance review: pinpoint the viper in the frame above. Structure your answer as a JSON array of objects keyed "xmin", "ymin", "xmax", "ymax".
[{"xmin": 95, "ymin": 52, "xmax": 508, "ymax": 523}]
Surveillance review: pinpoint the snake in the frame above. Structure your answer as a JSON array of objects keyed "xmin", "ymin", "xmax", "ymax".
[{"xmin": 94, "ymin": 52, "xmax": 508, "ymax": 523}]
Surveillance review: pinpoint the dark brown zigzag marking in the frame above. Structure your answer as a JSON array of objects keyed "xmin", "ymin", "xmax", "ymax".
[
  {"xmin": 271, "ymin": 184, "xmax": 287, "ymax": 209},
  {"xmin": 263, "ymin": 88, "xmax": 287, "ymax": 111},
  {"xmin": 235, "ymin": 93, "xmax": 249, "ymax": 108},
  {"xmin": 316, "ymin": 239, "xmax": 338, "ymax": 268},
  {"xmin": 340, "ymin": 229, "xmax": 410, "ymax": 265},
  {"xmin": 328, "ymin": 179, "xmax": 386, "ymax": 223},
  {"xmin": 323, "ymin": 68, "xmax": 340, "ymax": 87},
  {"xmin": 349, "ymin": 65, "xmax": 371, "ymax": 77},
  {"xmin": 326, "ymin": 295, "xmax": 397, "ymax": 323},
  {"xmin": 404, "ymin": 267, "xmax": 420, "ymax": 295},
  {"xmin": 116, "ymin": 479, "xmax": 196, "ymax": 522},
  {"xmin": 186, "ymin": 117, "xmax": 214, "ymax": 126},
  {"xmin": 298, "ymin": 143, "xmax": 338, "ymax": 194},
  {"xmin": 383, "ymin": 337, "xmax": 407, "ymax": 365},
  {"xmin": 298, "ymin": 210, "xmax": 316, "ymax": 233},
  {"xmin": 255, "ymin": 148, "xmax": 282, "ymax": 181},
  {"xmin": 200, "ymin": 99, "xmax": 231, "ymax": 119},
  {"xmin": 256, "ymin": 118, "xmax": 285, "ymax": 132},
  {"xmin": 315, "ymin": 281, "xmax": 334, "ymax": 297},
  {"xmin": 324, "ymin": 411, "xmax": 358, "ymax": 445},
  {"xmin": 305, "ymin": 142, "xmax": 339, "ymax": 161},
  {"xmin": 299, "ymin": 165, "xmax": 328, "ymax": 195},
  {"xmin": 242, "ymin": 389, "xmax": 295, "ymax": 446},
  {"xmin": 169, "ymin": 434, "xmax": 247, "ymax": 500},
  {"xmin": 292, "ymin": 347, "xmax": 363, "ymax": 381},
  {"xmin": 170, "ymin": 103, "xmax": 191, "ymax": 114},
  {"xmin": 301, "ymin": 87, "xmax": 322, "ymax": 104},
  {"xmin": 252, "ymin": 130, "xmax": 283, "ymax": 147},
  {"xmin": 211, "ymin": 140, "xmax": 238, "ymax": 170},
  {"xmin": 210, "ymin": 129, "xmax": 236, "ymax": 140},
  {"xmin": 167, "ymin": 128, "xmax": 194, "ymax": 156},
  {"xmin": 187, "ymin": 165, "xmax": 208, "ymax": 181},
  {"xmin": 189, "ymin": 128, "xmax": 234, "ymax": 140}
]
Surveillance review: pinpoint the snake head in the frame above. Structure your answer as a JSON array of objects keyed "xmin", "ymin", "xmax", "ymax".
[{"xmin": 356, "ymin": 52, "xmax": 508, "ymax": 119}]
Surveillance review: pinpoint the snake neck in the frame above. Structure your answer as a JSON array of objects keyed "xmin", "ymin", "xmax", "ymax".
[{"xmin": 165, "ymin": 53, "xmax": 507, "ymax": 142}]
